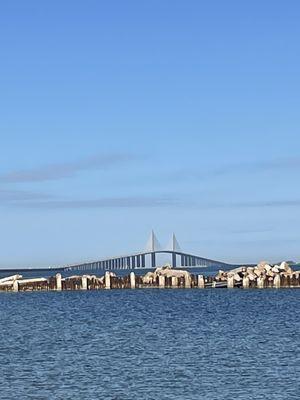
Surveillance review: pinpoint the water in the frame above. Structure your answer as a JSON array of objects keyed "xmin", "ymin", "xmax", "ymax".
[{"xmin": 0, "ymin": 289, "xmax": 299, "ymax": 399}]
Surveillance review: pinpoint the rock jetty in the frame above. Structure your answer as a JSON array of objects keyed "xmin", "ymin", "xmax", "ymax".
[
  {"xmin": 0, "ymin": 262, "xmax": 299, "ymax": 292},
  {"xmin": 214, "ymin": 261, "xmax": 300, "ymax": 289}
]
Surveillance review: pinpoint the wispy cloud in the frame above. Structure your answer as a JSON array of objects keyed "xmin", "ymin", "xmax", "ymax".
[
  {"xmin": 0, "ymin": 153, "xmax": 136, "ymax": 184},
  {"xmin": 168, "ymin": 156, "xmax": 300, "ymax": 182},
  {"xmin": 0, "ymin": 189, "xmax": 52, "ymax": 202},
  {"xmin": 8, "ymin": 196, "xmax": 182, "ymax": 209},
  {"xmin": 181, "ymin": 198, "xmax": 300, "ymax": 210},
  {"xmin": 219, "ymin": 199, "xmax": 300, "ymax": 208},
  {"xmin": 4, "ymin": 193, "xmax": 300, "ymax": 210}
]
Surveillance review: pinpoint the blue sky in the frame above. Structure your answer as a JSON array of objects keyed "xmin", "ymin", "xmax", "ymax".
[{"xmin": 0, "ymin": 0, "xmax": 299, "ymax": 268}]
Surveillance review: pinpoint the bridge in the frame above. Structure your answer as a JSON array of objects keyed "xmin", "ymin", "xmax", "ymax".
[{"xmin": 64, "ymin": 231, "xmax": 236, "ymax": 271}]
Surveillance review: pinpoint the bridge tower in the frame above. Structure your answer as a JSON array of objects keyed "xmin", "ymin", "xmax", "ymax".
[
  {"xmin": 145, "ymin": 230, "xmax": 161, "ymax": 252},
  {"xmin": 145, "ymin": 230, "xmax": 161, "ymax": 268},
  {"xmin": 166, "ymin": 233, "xmax": 181, "ymax": 268}
]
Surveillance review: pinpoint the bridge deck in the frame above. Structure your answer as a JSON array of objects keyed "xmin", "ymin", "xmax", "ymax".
[{"xmin": 64, "ymin": 250, "xmax": 236, "ymax": 271}]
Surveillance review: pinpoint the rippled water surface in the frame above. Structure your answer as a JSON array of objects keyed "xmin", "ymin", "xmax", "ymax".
[{"xmin": 0, "ymin": 289, "xmax": 299, "ymax": 399}]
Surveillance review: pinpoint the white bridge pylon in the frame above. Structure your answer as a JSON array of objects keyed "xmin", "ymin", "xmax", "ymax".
[
  {"xmin": 166, "ymin": 233, "xmax": 181, "ymax": 252},
  {"xmin": 145, "ymin": 231, "xmax": 181, "ymax": 253},
  {"xmin": 145, "ymin": 230, "xmax": 162, "ymax": 252}
]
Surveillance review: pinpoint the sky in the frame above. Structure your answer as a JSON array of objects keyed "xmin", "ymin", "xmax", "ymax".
[{"xmin": 0, "ymin": 0, "xmax": 299, "ymax": 268}]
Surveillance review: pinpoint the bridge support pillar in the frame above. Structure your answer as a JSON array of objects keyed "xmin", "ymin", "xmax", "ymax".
[{"xmin": 141, "ymin": 254, "xmax": 145, "ymax": 268}]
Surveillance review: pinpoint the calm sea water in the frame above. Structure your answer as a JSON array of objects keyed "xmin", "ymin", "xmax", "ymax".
[{"xmin": 0, "ymin": 289, "xmax": 299, "ymax": 399}]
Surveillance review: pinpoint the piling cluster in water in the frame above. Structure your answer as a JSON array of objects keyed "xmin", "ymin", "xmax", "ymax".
[{"xmin": 0, "ymin": 262, "xmax": 299, "ymax": 292}]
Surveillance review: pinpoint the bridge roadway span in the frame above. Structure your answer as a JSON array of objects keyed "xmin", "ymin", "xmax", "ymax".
[{"xmin": 64, "ymin": 250, "xmax": 234, "ymax": 271}]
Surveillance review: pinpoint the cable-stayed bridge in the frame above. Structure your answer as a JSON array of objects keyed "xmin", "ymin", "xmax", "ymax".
[{"xmin": 64, "ymin": 231, "xmax": 236, "ymax": 271}]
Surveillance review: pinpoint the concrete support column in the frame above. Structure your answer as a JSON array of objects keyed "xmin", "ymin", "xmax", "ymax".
[
  {"xmin": 130, "ymin": 272, "xmax": 136, "ymax": 289},
  {"xmin": 13, "ymin": 280, "xmax": 19, "ymax": 292},
  {"xmin": 56, "ymin": 273, "xmax": 62, "ymax": 291},
  {"xmin": 82, "ymin": 275, "xmax": 88, "ymax": 290},
  {"xmin": 274, "ymin": 274, "xmax": 281, "ymax": 289},
  {"xmin": 105, "ymin": 271, "xmax": 111, "ymax": 289},
  {"xmin": 257, "ymin": 276, "xmax": 265, "ymax": 289},
  {"xmin": 242, "ymin": 276, "xmax": 250, "ymax": 289},
  {"xmin": 158, "ymin": 275, "xmax": 165, "ymax": 288},
  {"xmin": 171, "ymin": 276, "xmax": 178, "ymax": 287},
  {"xmin": 184, "ymin": 274, "xmax": 191, "ymax": 288},
  {"xmin": 198, "ymin": 275, "xmax": 205, "ymax": 288},
  {"xmin": 227, "ymin": 275, "xmax": 234, "ymax": 288}
]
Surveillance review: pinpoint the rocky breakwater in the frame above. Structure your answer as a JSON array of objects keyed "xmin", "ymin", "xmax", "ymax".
[
  {"xmin": 0, "ymin": 262, "xmax": 299, "ymax": 292},
  {"xmin": 215, "ymin": 261, "xmax": 300, "ymax": 289}
]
